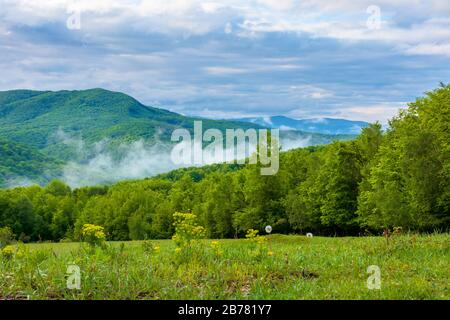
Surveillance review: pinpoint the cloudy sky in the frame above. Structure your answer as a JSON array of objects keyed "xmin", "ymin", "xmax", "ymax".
[{"xmin": 1, "ymin": 0, "xmax": 450, "ymax": 122}]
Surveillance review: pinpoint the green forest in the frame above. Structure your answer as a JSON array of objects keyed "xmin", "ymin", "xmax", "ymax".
[
  {"xmin": 0, "ymin": 138, "xmax": 62, "ymax": 186},
  {"xmin": 0, "ymin": 84, "xmax": 449, "ymax": 242}
]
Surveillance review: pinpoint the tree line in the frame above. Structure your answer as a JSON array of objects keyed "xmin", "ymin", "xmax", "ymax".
[{"xmin": 0, "ymin": 85, "xmax": 449, "ymax": 241}]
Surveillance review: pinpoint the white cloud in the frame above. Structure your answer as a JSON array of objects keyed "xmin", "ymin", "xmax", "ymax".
[
  {"xmin": 286, "ymin": 102, "xmax": 408, "ymax": 124},
  {"xmin": 257, "ymin": 0, "xmax": 294, "ymax": 11},
  {"xmin": 204, "ymin": 63, "xmax": 303, "ymax": 75},
  {"xmin": 196, "ymin": 108, "xmax": 261, "ymax": 119},
  {"xmin": 309, "ymin": 91, "xmax": 331, "ymax": 99},
  {"xmin": 224, "ymin": 21, "xmax": 232, "ymax": 33},
  {"xmin": 279, "ymin": 125, "xmax": 295, "ymax": 131},
  {"xmin": 404, "ymin": 43, "xmax": 450, "ymax": 57},
  {"xmin": 201, "ymin": 2, "xmax": 227, "ymax": 13},
  {"xmin": 0, "ymin": 0, "xmax": 447, "ymax": 124},
  {"xmin": 340, "ymin": 102, "xmax": 407, "ymax": 123},
  {"xmin": 2, "ymin": 0, "xmax": 450, "ymax": 55},
  {"xmin": 204, "ymin": 66, "xmax": 248, "ymax": 75},
  {"xmin": 263, "ymin": 116, "xmax": 273, "ymax": 126},
  {"xmin": 289, "ymin": 85, "xmax": 333, "ymax": 99}
]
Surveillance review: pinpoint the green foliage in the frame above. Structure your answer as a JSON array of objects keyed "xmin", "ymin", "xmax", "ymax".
[
  {"xmin": 0, "ymin": 85, "xmax": 449, "ymax": 240},
  {"xmin": 357, "ymin": 85, "xmax": 450, "ymax": 230},
  {"xmin": 0, "ymin": 138, "xmax": 62, "ymax": 186},
  {"xmin": 0, "ymin": 227, "xmax": 14, "ymax": 248},
  {"xmin": 317, "ymin": 142, "xmax": 362, "ymax": 232}
]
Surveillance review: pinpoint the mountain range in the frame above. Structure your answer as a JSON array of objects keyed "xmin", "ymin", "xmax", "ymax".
[
  {"xmin": 233, "ymin": 115, "xmax": 369, "ymax": 135},
  {"xmin": 0, "ymin": 88, "xmax": 357, "ymax": 187}
]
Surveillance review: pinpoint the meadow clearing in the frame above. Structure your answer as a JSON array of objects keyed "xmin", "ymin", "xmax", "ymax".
[{"xmin": 0, "ymin": 233, "xmax": 449, "ymax": 300}]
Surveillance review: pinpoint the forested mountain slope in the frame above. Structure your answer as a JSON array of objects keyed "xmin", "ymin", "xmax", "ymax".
[
  {"xmin": 0, "ymin": 88, "xmax": 354, "ymax": 186},
  {"xmin": 0, "ymin": 138, "xmax": 62, "ymax": 187}
]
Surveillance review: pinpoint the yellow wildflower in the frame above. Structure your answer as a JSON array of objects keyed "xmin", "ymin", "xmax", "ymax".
[
  {"xmin": 211, "ymin": 241, "xmax": 219, "ymax": 248},
  {"xmin": 81, "ymin": 224, "xmax": 106, "ymax": 247},
  {"xmin": 1, "ymin": 245, "xmax": 15, "ymax": 259}
]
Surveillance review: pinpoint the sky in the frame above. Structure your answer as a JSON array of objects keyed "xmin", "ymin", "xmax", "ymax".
[{"xmin": 1, "ymin": 0, "xmax": 450, "ymax": 123}]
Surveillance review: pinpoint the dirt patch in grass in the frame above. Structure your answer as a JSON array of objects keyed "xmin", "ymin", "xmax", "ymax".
[
  {"xmin": 267, "ymin": 269, "xmax": 319, "ymax": 282},
  {"xmin": 225, "ymin": 278, "xmax": 252, "ymax": 296}
]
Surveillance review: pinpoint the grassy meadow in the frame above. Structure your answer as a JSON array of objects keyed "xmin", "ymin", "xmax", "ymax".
[{"xmin": 0, "ymin": 233, "xmax": 449, "ymax": 300}]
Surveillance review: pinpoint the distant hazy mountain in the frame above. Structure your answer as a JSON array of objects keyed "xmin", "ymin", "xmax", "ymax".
[
  {"xmin": 0, "ymin": 89, "xmax": 355, "ymax": 187},
  {"xmin": 234, "ymin": 115, "xmax": 369, "ymax": 135}
]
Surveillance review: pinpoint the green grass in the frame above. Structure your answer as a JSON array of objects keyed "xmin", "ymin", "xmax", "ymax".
[{"xmin": 1, "ymin": 234, "xmax": 449, "ymax": 300}]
